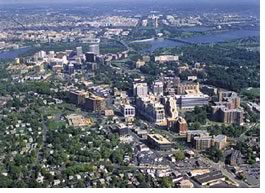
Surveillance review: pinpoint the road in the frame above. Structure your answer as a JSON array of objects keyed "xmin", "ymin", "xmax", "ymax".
[
  {"xmin": 36, "ymin": 110, "xmax": 48, "ymax": 165},
  {"xmin": 238, "ymin": 123, "xmax": 258, "ymax": 141}
]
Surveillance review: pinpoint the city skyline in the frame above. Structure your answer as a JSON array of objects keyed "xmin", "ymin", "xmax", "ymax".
[{"xmin": 0, "ymin": 0, "xmax": 260, "ymax": 4}]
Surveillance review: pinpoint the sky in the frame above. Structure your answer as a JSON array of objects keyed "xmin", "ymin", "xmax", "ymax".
[{"xmin": 0, "ymin": 0, "xmax": 260, "ymax": 4}]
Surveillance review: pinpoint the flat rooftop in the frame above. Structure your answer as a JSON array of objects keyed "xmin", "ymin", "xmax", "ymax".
[
  {"xmin": 66, "ymin": 114, "xmax": 92, "ymax": 127},
  {"xmin": 187, "ymin": 130, "xmax": 209, "ymax": 135},
  {"xmin": 193, "ymin": 170, "xmax": 224, "ymax": 185},
  {"xmin": 148, "ymin": 134, "xmax": 171, "ymax": 144},
  {"xmin": 214, "ymin": 135, "xmax": 227, "ymax": 142}
]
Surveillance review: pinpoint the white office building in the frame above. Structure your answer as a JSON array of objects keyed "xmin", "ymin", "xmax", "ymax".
[{"xmin": 133, "ymin": 82, "xmax": 148, "ymax": 97}]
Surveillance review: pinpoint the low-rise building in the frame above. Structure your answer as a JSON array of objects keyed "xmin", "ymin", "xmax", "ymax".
[
  {"xmin": 66, "ymin": 114, "xmax": 92, "ymax": 127},
  {"xmin": 155, "ymin": 55, "xmax": 179, "ymax": 63},
  {"xmin": 176, "ymin": 94, "xmax": 209, "ymax": 110},
  {"xmin": 193, "ymin": 170, "xmax": 225, "ymax": 186},
  {"xmin": 178, "ymin": 179, "xmax": 194, "ymax": 188},
  {"xmin": 147, "ymin": 134, "xmax": 173, "ymax": 151}
]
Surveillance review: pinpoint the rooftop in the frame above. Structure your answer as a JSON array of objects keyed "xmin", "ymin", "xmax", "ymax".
[
  {"xmin": 148, "ymin": 134, "xmax": 171, "ymax": 144},
  {"xmin": 213, "ymin": 135, "xmax": 227, "ymax": 142},
  {"xmin": 187, "ymin": 130, "xmax": 209, "ymax": 135},
  {"xmin": 193, "ymin": 170, "xmax": 224, "ymax": 185}
]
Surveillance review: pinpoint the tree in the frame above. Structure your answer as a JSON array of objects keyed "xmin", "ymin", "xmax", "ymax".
[
  {"xmin": 160, "ymin": 177, "xmax": 174, "ymax": 188},
  {"xmin": 111, "ymin": 149, "xmax": 124, "ymax": 164},
  {"xmin": 206, "ymin": 146, "xmax": 223, "ymax": 163},
  {"xmin": 0, "ymin": 174, "xmax": 12, "ymax": 188},
  {"xmin": 175, "ymin": 150, "xmax": 185, "ymax": 161},
  {"xmin": 136, "ymin": 173, "xmax": 145, "ymax": 182},
  {"xmin": 192, "ymin": 122, "xmax": 201, "ymax": 130}
]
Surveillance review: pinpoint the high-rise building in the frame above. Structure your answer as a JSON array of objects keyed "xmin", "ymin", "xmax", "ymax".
[
  {"xmin": 186, "ymin": 130, "xmax": 209, "ymax": 143},
  {"xmin": 68, "ymin": 90, "xmax": 106, "ymax": 113},
  {"xmin": 133, "ymin": 82, "xmax": 148, "ymax": 97},
  {"xmin": 136, "ymin": 95, "xmax": 166, "ymax": 124},
  {"xmin": 154, "ymin": 17, "xmax": 159, "ymax": 28},
  {"xmin": 152, "ymin": 81, "xmax": 164, "ymax": 96},
  {"xmin": 87, "ymin": 62, "xmax": 98, "ymax": 71},
  {"xmin": 85, "ymin": 52, "xmax": 96, "ymax": 63},
  {"xmin": 68, "ymin": 90, "xmax": 87, "ymax": 106},
  {"xmin": 176, "ymin": 82, "xmax": 200, "ymax": 95},
  {"xmin": 76, "ymin": 47, "xmax": 83, "ymax": 57},
  {"xmin": 68, "ymin": 63, "xmax": 75, "ymax": 74},
  {"xmin": 218, "ymin": 91, "xmax": 241, "ymax": 109},
  {"xmin": 187, "ymin": 130, "xmax": 227, "ymax": 150},
  {"xmin": 212, "ymin": 135, "xmax": 227, "ymax": 150},
  {"xmin": 162, "ymin": 96, "xmax": 178, "ymax": 119},
  {"xmin": 89, "ymin": 44, "xmax": 100, "ymax": 55},
  {"xmin": 193, "ymin": 136, "xmax": 212, "ymax": 150},
  {"xmin": 121, "ymin": 104, "xmax": 135, "ymax": 122},
  {"xmin": 220, "ymin": 107, "xmax": 243, "ymax": 125},
  {"xmin": 174, "ymin": 116, "xmax": 188, "ymax": 135},
  {"xmin": 84, "ymin": 93, "xmax": 106, "ymax": 112},
  {"xmin": 211, "ymin": 105, "xmax": 243, "ymax": 125}
]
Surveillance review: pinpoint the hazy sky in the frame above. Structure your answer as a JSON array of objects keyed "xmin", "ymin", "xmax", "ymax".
[{"xmin": 0, "ymin": 0, "xmax": 260, "ymax": 4}]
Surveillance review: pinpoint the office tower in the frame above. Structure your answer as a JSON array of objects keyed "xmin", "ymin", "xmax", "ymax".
[
  {"xmin": 175, "ymin": 117, "xmax": 188, "ymax": 135},
  {"xmin": 84, "ymin": 93, "xmax": 106, "ymax": 112},
  {"xmin": 176, "ymin": 81, "xmax": 200, "ymax": 95},
  {"xmin": 121, "ymin": 104, "xmax": 135, "ymax": 122},
  {"xmin": 212, "ymin": 135, "xmax": 227, "ymax": 150},
  {"xmin": 186, "ymin": 130, "xmax": 209, "ymax": 143},
  {"xmin": 154, "ymin": 17, "xmax": 159, "ymax": 28},
  {"xmin": 193, "ymin": 136, "xmax": 212, "ymax": 150},
  {"xmin": 89, "ymin": 44, "xmax": 100, "ymax": 55},
  {"xmin": 163, "ymin": 96, "xmax": 178, "ymax": 119},
  {"xmin": 85, "ymin": 52, "xmax": 96, "ymax": 63},
  {"xmin": 136, "ymin": 95, "xmax": 166, "ymax": 124},
  {"xmin": 68, "ymin": 63, "xmax": 75, "ymax": 74},
  {"xmin": 49, "ymin": 51, "xmax": 55, "ymax": 58},
  {"xmin": 152, "ymin": 81, "xmax": 164, "ymax": 96},
  {"xmin": 218, "ymin": 91, "xmax": 241, "ymax": 109},
  {"xmin": 121, "ymin": 104, "xmax": 135, "ymax": 119},
  {"xmin": 76, "ymin": 46, "xmax": 83, "ymax": 57},
  {"xmin": 133, "ymin": 82, "xmax": 148, "ymax": 97},
  {"xmin": 211, "ymin": 105, "xmax": 243, "ymax": 125}
]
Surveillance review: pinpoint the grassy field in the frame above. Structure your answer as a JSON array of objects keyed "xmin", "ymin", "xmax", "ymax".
[{"xmin": 47, "ymin": 120, "xmax": 66, "ymax": 130}]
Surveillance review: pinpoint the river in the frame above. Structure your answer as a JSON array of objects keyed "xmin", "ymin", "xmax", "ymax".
[
  {"xmin": 134, "ymin": 29, "xmax": 260, "ymax": 52},
  {"xmin": 0, "ymin": 47, "xmax": 31, "ymax": 60},
  {"xmin": 0, "ymin": 28, "xmax": 260, "ymax": 59}
]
